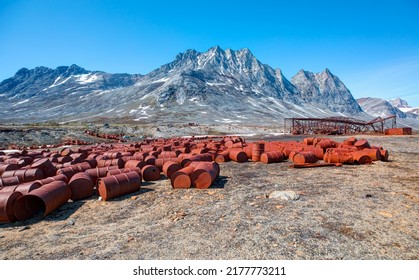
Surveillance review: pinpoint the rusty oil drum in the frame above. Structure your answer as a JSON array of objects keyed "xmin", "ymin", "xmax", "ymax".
[
  {"xmin": 162, "ymin": 161, "xmax": 182, "ymax": 180},
  {"xmin": 68, "ymin": 173, "xmax": 94, "ymax": 200},
  {"xmin": 97, "ymin": 171, "xmax": 141, "ymax": 201},
  {"xmin": 251, "ymin": 142, "xmax": 265, "ymax": 162},
  {"xmin": 170, "ymin": 166, "xmax": 195, "ymax": 189},
  {"xmin": 260, "ymin": 151, "xmax": 284, "ymax": 164},
  {"xmin": 190, "ymin": 162, "xmax": 219, "ymax": 189},
  {"xmin": 0, "ymin": 191, "xmax": 23, "ymax": 223},
  {"xmin": 13, "ymin": 181, "xmax": 71, "ymax": 221}
]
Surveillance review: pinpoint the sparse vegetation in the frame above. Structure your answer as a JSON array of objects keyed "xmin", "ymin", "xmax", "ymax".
[{"xmin": 0, "ymin": 128, "xmax": 418, "ymax": 259}]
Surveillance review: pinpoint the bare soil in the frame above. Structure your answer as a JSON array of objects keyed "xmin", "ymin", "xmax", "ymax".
[{"xmin": 0, "ymin": 132, "xmax": 418, "ymax": 260}]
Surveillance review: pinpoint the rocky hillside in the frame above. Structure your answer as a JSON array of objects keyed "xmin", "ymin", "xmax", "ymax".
[{"xmin": 1, "ymin": 46, "xmax": 367, "ymax": 125}]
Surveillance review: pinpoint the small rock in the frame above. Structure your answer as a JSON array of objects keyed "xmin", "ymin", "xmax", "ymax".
[
  {"xmin": 67, "ymin": 219, "xmax": 76, "ymax": 225},
  {"xmin": 366, "ymin": 194, "xmax": 373, "ymax": 198},
  {"xmin": 269, "ymin": 191, "xmax": 299, "ymax": 201},
  {"xmin": 378, "ymin": 211, "xmax": 393, "ymax": 218}
]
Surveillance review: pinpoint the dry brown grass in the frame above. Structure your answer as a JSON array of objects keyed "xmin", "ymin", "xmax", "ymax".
[{"xmin": 0, "ymin": 134, "xmax": 418, "ymax": 260}]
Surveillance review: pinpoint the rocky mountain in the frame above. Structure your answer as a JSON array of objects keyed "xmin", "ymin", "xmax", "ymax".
[
  {"xmin": 357, "ymin": 97, "xmax": 418, "ymax": 126},
  {"xmin": 0, "ymin": 64, "xmax": 140, "ymax": 99},
  {"xmin": 388, "ymin": 97, "xmax": 419, "ymax": 114},
  {"xmin": 291, "ymin": 69, "xmax": 362, "ymax": 114},
  {"xmin": 0, "ymin": 46, "xmax": 366, "ymax": 125},
  {"xmin": 388, "ymin": 97, "xmax": 411, "ymax": 109}
]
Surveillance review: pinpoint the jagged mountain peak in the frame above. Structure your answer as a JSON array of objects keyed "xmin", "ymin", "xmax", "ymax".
[
  {"xmin": 208, "ymin": 45, "xmax": 224, "ymax": 53},
  {"xmin": 322, "ymin": 67, "xmax": 332, "ymax": 75},
  {"xmin": 0, "ymin": 46, "xmax": 373, "ymax": 124},
  {"xmin": 388, "ymin": 97, "xmax": 411, "ymax": 108},
  {"xmin": 294, "ymin": 69, "xmax": 315, "ymax": 79},
  {"xmin": 175, "ymin": 49, "xmax": 200, "ymax": 61},
  {"xmin": 291, "ymin": 67, "xmax": 361, "ymax": 114}
]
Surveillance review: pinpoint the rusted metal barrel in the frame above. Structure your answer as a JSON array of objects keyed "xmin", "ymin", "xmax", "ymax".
[
  {"xmin": 0, "ymin": 164, "xmax": 20, "ymax": 176},
  {"xmin": 354, "ymin": 139, "xmax": 371, "ymax": 150},
  {"xmin": 302, "ymin": 146, "xmax": 324, "ymax": 160},
  {"xmin": 315, "ymin": 139, "xmax": 337, "ymax": 151},
  {"xmin": 175, "ymin": 147, "xmax": 190, "ymax": 154},
  {"xmin": 190, "ymin": 162, "xmax": 219, "ymax": 189},
  {"xmin": 214, "ymin": 150, "xmax": 230, "ymax": 163},
  {"xmin": 120, "ymin": 152, "xmax": 133, "ymax": 157},
  {"xmin": 106, "ymin": 168, "xmax": 141, "ymax": 177},
  {"xmin": 5, "ymin": 157, "xmax": 31, "ymax": 166},
  {"xmin": 70, "ymin": 153, "xmax": 87, "ymax": 164},
  {"xmin": 1, "ymin": 168, "xmax": 45, "ymax": 183},
  {"xmin": 251, "ymin": 142, "xmax": 265, "ymax": 162},
  {"xmin": 360, "ymin": 148, "xmax": 382, "ymax": 161},
  {"xmin": 60, "ymin": 148, "xmax": 73, "ymax": 157},
  {"xmin": 180, "ymin": 153, "xmax": 213, "ymax": 167},
  {"xmin": 68, "ymin": 173, "xmax": 94, "ymax": 200},
  {"xmin": 87, "ymin": 153, "xmax": 100, "ymax": 160},
  {"xmin": 30, "ymin": 158, "xmax": 57, "ymax": 177},
  {"xmin": 56, "ymin": 162, "xmax": 90, "ymax": 180},
  {"xmin": 159, "ymin": 151, "xmax": 181, "ymax": 158},
  {"xmin": 103, "ymin": 152, "xmax": 122, "ymax": 159},
  {"xmin": 155, "ymin": 157, "xmax": 179, "ymax": 172},
  {"xmin": 124, "ymin": 160, "xmax": 147, "ymax": 170},
  {"xmin": 229, "ymin": 150, "xmax": 248, "ymax": 163},
  {"xmin": 141, "ymin": 165, "xmax": 161, "ymax": 181},
  {"xmin": 187, "ymin": 161, "xmax": 220, "ymax": 178},
  {"xmin": 350, "ymin": 151, "xmax": 372, "ymax": 164},
  {"xmin": 288, "ymin": 150, "xmax": 298, "ymax": 162},
  {"xmin": 292, "ymin": 151, "xmax": 318, "ymax": 164},
  {"xmin": 95, "ymin": 155, "xmax": 108, "ymax": 162},
  {"xmin": 0, "ymin": 191, "xmax": 23, "ymax": 223},
  {"xmin": 36, "ymin": 174, "xmax": 68, "ymax": 185},
  {"xmin": 170, "ymin": 166, "xmax": 195, "ymax": 189},
  {"xmin": 97, "ymin": 171, "xmax": 141, "ymax": 201},
  {"xmin": 0, "ymin": 176, "xmax": 21, "ymax": 187},
  {"xmin": 84, "ymin": 166, "xmax": 119, "ymax": 182},
  {"xmin": 97, "ymin": 158, "xmax": 124, "ymax": 169},
  {"xmin": 323, "ymin": 149, "xmax": 354, "ymax": 164},
  {"xmin": 243, "ymin": 147, "xmax": 252, "ymax": 159},
  {"xmin": 9, "ymin": 181, "xmax": 42, "ymax": 194},
  {"xmin": 303, "ymin": 138, "xmax": 315, "ymax": 145},
  {"xmin": 144, "ymin": 155, "xmax": 156, "ymax": 165},
  {"xmin": 342, "ymin": 137, "xmax": 357, "ymax": 146},
  {"xmin": 13, "ymin": 181, "xmax": 71, "ymax": 221},
  {"xmin": 162, "ymin": 161, "xmax": 182, "ymax": 180},
  {"xmin": 260, "ymin": 151, "xmax": 284, "ymax": 164},
  {"xmin": 82, "ymin": 159, "xmax": 97, "ymax": 168},
  {"xmin": 133, "ymin": 152, "xmax": 148, "ymax": 160},
  {"xmin": 282, "ymin": 146, "xmax": 303, "ymax": 159},
  {"xmin": 55, "ymin": 156, "xmax": 73, "ymax": 164},
  {"xmin": 379, "ymin": 150, "xmax": 389, "ymax": 161}
]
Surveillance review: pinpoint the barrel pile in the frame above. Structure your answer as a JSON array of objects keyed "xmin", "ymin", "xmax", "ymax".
[{"xmin": 0, "ymin": 135, "xmax": 389, "ymax": 224}]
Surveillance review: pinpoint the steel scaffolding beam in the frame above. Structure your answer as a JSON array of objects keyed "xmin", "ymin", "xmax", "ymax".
[{"xmin": 284, "ymin": 115, "xmax": 397, "ymax": 135}]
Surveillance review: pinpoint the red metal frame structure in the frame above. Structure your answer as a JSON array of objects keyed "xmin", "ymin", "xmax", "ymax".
[{"xmin": 284, "ymin": 115, "xmax": 397, "ymax": 135}]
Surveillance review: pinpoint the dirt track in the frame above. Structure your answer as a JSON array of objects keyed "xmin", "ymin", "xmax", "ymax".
[{"xmin": 0, "ymin": 134, "xmax": 418, "ymax": 260}]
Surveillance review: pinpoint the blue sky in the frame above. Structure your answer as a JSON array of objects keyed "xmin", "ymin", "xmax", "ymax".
[{"xmin": 1, "ymin": 0, "xmax": 418, "ymax": 106}]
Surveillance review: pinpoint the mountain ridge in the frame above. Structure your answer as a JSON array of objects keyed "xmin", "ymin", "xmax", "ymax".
[{"xmin": 0, "ymin": 46, "xmax": 401, "ymax": 126}]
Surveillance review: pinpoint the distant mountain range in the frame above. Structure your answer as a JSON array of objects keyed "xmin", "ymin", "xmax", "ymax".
[
  {"xmin": 0, "ymin": 46, "xmax": 417, "ymax": 128},
  {"xmin": 357, "ymin": 97, "xmax": 418, "ymax": 119}
]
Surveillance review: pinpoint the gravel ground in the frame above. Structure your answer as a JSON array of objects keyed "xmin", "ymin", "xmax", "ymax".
[{"xmin": 0, "ymin": 134, "xmax": 418, "ymax": 260}]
